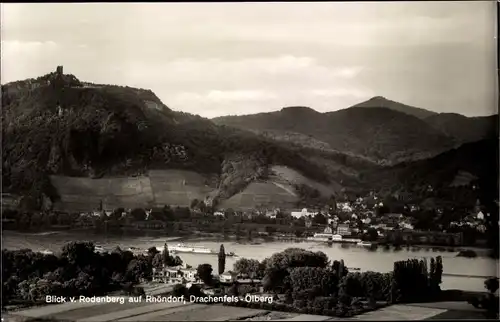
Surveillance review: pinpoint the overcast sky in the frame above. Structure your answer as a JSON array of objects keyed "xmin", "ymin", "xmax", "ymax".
[{"xmin": 1, "ymin": 2, "xmax": 497, "ymax": 118}]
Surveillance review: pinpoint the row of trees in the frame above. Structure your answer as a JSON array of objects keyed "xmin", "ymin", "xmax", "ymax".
[
  {"xmin": 215, "ymin": 248, "xmax": 447, "ymax": 317},
  {"xmin": 1, "ymin": 242, "xmax": 183, "ymax": 306}
]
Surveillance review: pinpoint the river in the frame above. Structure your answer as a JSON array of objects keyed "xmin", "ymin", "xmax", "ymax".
[{"xmin": 3, "ymin": 231, "xmax": 498, "ymax": 292}]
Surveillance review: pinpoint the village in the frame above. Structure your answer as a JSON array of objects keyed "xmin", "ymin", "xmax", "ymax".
[{"xmin": 2, "ymin": 186, "xmax": 491, "ymax": 250}]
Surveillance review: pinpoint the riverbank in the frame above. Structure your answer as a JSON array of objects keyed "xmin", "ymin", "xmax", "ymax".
[
  {"xmin": 3, "ymin": 230, "xmax": 498, "ymax": 293},
  {"xmin": 1, "ymin": 230, "xmax": 495, "ymax": 262},
  {"xmin": 3, "ymin": 226, "xmax": 494, "ymax": 255},
  {"xmin": 5, "ymin": 229, "xmax": 492, "ymax": 259}
]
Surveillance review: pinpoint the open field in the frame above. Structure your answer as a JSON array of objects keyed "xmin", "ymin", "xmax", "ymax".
[
  {"xmin": 219, "ymin": 181, "xmax": 298, "ymax": 210},
  {"xmin": 426, "ymin": 309, "xmax": 490, "ymax": 320},
  {"xmin": 50, "ymin": 175, "xmax": 154, "ymax": 211},
  {"xmin": 9, "ymin": 300, "xmax": 487, "ymax": 321},
  {"xmin": 50, "ymin": 170, "xmax": 215, "ymax": 211},
  {"xmin": 9, "ymin": 300, "xmax": 270, "ymax": 322},
  {"xmin": 271, "ymin": 165, "xmax": 340, "ymax": 196},
  {"xmin": 148, "ymin": 170, "xmax": 216, "ymax": 207},
  {"xmin": 48, "ymin": 167, "xmax": 338, "ymax": 211}
]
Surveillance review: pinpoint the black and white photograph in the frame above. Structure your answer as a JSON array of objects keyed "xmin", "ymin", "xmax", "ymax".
[{"xmin": 1, "ymin": 1, "xmax": 499, "ymax": 321}]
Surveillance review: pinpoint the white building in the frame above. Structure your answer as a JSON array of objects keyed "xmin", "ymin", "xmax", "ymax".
[
  {"xmin": 291, "ymin": 208, "xmax": 318, "ymax": 219},
  {"xmin": 152, "ymin": 264, "xmax": 197, "ymax": 284},
  {"xmin": 477, "ymin": 224, "xmax": 487, "ymax": 233},
  {"xmin": 267, "ymin": 212, "xmax": 277, "ymax": 219},
  {"xmin": 336, "ymin": 224, "xmax": 351, "ymax": 236},
  {"xmin": 219, "ymin": 271, "xmax": 237, "ymax": 283},
  {"xmin": 401, "ymin": 222, "xmax": 414, "ymax": 230},
  {"xmin": 336, "ymin": 202, "xmax": 352, "ymax": 212}
]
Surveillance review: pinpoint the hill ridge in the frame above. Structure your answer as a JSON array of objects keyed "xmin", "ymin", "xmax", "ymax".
[
  {"xmin": 350, "ymin": 96, "xmax": 437, "ymax": 119},
  {"xmin": 214, "ymin": 104, "xmax": 458, "ymax": 164},
  {"xmin": 2, "ymin": 67, "xmax": 369, "ymax": 209}
]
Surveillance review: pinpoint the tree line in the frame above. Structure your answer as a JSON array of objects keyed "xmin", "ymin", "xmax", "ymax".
[{"xmin": 1, "ymin": 243, "xmax": 182, "ymax": 306}]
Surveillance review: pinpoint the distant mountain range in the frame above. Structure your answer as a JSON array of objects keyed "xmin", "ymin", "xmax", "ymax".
[
  {"xmin": 2, "ymin": 68, "xmax": 497, "ymax": 211},
  {"xmin": 213, "ymin": 97, "xmax": 497, "ymax": 164}
]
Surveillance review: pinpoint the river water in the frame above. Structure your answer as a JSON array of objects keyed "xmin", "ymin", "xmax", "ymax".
[{"xmin": 3, "ymin": 231, "xmax": 498, "ymax": 292}]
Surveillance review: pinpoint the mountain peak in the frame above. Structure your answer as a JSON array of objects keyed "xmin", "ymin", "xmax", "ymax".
[
  {"xmin": 351, "ymin": 96, "xmax": 437, "ymax": 120},
  {"xmin": 368, "ymin": 96, "xmax": 387, "ymax": 101},
  {"xmin": 280, "ymin": 106, "xmax": 317, "ymax": 113}
]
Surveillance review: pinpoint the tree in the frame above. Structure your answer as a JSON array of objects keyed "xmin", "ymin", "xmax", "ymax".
[
  {"xmin": 197, "ymin": 264, "xmax": 213, "ymax": 285},
  {"xmin": 190, "ymin": 199, "xmax": 199, "ymax": 209},
  {"xmin": 265, "ymin": 225, "xmax": 277, "ymax": 235},
  {"xmin": 485, "ymin": 277, "xmax": 499, "ymax": 294},
  {"xmin": 235, "ymin": 225, "xmax": 242, "ymax": 240},
  {"xmin": 376, "ymin": 204, "xmax": 390, "ymax": 216},
  {"xmin": 147, "ymin": 247, "xmax": 159, "ymax": 258},
  {"xmin": 188, "ymin": 284, "xmax": 204, "ymax": 297},
  {"xmin": 125, "ymin": 257, "xmax": 151, "ymax": 283},
  {"xmin": 233, "ymin": 258, "xmax": 263, "ymax": 279},
  {"xmin": 313, "ymin": 213, "xmax": 328, "ymax": 225},
  {"xmin": 435, "ymin": 256, "xmax": 443, "ymax": 292},
  {"xmin": 2, "ymin": 241, "xmax": 163, "ymax": 305},
  {"xmin": 483, "ymin": 277, "xmax": 500, "ymax": 318},
  {"xmin": 171, "ymin": 256, "xmax": 183, "ymax": 267},
  {"xmin": 130, "ymin": 208, "xmax": 146, "ymax": 221},
  {"xmin": 224, "ymin": 208, "xmax": 235, "ymax": 219},
  {"xmin": 162, "ymin": 242, "xmax": 169, "ymax": 267},
  {"xmin": 332, "ymin": 260, "xmax": 348, "ymax": 280},
  {"xmin": 263, "ymin": 248, "xmax": 329, "ymax": 292},
  {"xmin": 228, "ymin": 281, "xmax": 240, "ymax": 296},
  {"xmin": 152, "ymin": 253, "xmax": 163, "ymax": 269},
  {"xmin": 61, "ymin": 241, "xmax": 96, "ymax": 268},
  {"xmin": 288, "ymin": 267, "xmax": 338, "ymax": 297},
  {"xmin": 149, "ymin": 209, "xmax": 166, "ymax": 221},
  {"xmin": 173, "ymin": 284, "xmax": 187, "ymax": 297},
  {"xmin": 162, "ymin": 206, "xmax": 175, "ymax": 221},
  {"xmin": 218, "ymin": 244, "xmax": 226, "ymax": 275},
  {"xmin": 363, "ymin": 228, "xmax": 379, "ymax": 242},
  {"xmin": 173, "ymin": 206, "xmax": 191, "ymax": 219}
]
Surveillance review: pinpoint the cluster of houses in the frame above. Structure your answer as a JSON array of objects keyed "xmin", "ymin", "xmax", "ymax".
[
  {"xmin": 256, "ymin": 194, "xmax": 489, "ymax": 245},
  {"xmin": 151, "ymin": 261, "xmax": 263, "ymax": 296},
  {"xmin": 152, "ymin": 265, "xmax": 260, "ymax": 285}
]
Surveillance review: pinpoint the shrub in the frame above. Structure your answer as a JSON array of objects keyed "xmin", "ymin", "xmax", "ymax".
[
  {"xmin": 311, "ymin": 307, "xmax": 324, "ymax": 315},
  {"xmin": 293, "ymin": 299, "xmax": 307, "ymax": 308},
  {"xmin": 172, "ymin": 284, "xmax": 187, "ymax": 297},
  {"xmin": 288, "ymin": 267, "xmax": 338, "ymax": 297},
  {"xmin": 312, "ymin": 296, "xmax": 337, "ymax": 311},
  {"xmin": 393, "ymin": 258, "xmax": 433, "ymax": 302},
  {"xmin": 485, "ymin": 277, "xmax": 499, "ymax": 294}
]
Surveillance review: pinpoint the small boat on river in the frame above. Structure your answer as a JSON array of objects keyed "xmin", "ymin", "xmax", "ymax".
[
  {"xmin": 357, "ymin": 241, "xmax": 373, "ymax": 248},
  {"xmin": 94, "ymin": 245, "xmax": 106, "ymax": 253},
  {"xmin": 170, "ymin": 243, "xmax": 214, "ymax": 254}
]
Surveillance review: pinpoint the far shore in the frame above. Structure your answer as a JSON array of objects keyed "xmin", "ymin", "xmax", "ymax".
[{"xmin": 2, "ymin": 228, "xmax": 494, "ymax": 258}]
